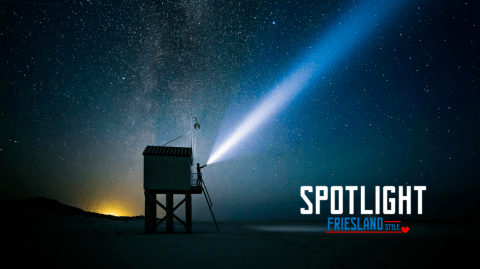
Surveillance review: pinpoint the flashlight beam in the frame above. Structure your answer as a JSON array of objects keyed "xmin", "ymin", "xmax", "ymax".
[
  {"xmin": 207, "ymin": 64, "xmax": 316, "ymax": 165},
  {"xmin": 208, "ymin": 0, "xmax": 411, "ymax": 165}
]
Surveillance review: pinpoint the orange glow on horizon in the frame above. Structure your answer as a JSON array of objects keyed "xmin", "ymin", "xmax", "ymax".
[{"xmin": 89, "ymin": 200, "xmax": 132, "ymax": 217}]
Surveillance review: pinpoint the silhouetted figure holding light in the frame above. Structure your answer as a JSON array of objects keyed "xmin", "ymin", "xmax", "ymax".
[{"xmin": 196, "ymin": 163, "xmax": 207, "ymax": 186}]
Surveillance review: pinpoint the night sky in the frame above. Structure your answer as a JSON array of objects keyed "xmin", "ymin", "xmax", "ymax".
[{"xmin": 1, "ymin": 0, "xmax": 478, "ymax": 220}]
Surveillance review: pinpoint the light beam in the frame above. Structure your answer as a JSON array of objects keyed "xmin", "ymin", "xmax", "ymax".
[{"xmin": 208, "ymin": 0, "xmax": 413, "ymax": 165}]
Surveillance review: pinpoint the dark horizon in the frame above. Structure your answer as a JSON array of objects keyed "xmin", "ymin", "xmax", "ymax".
[{"xmin": 3, "ymin": 190, "xmax": 480, "ymax": 221}]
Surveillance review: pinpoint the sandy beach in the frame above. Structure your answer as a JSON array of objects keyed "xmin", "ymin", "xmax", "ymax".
[{"xmin": 4, "ymin": 213, "xmax": 476, "ymax": 268}]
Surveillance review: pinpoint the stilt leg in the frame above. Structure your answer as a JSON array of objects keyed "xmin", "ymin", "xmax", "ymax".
[
  {"xmin": 186, "ymin": 191, "xmax": 192, "ymax": 233},
  {"xmin": 145, "ymin": 191, "xmax": 156, "ymax": 234}
]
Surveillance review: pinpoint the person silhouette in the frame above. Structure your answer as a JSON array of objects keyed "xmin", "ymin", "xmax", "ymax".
[{"xmin": 196, "ymin": 163, "xmax": 207, "ymax": 186}]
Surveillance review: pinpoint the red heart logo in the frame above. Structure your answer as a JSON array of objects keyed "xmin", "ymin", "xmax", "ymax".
[{"xmin": 401, "ymin": 227, "xmax": 409, "ymax": 233}]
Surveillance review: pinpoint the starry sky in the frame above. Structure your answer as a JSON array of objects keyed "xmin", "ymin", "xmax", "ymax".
[{"xmin": 1, "ymin": 0, "xmax": 478, "ymax": 220}]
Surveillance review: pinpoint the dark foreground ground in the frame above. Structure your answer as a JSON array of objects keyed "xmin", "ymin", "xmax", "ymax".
[{"xmin": 3, "ymin": 213, "xmax": 477, "ymax": 268}]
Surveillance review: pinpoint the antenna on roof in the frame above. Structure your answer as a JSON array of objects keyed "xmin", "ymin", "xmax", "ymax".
[
  {"xmin": 191, "ymin": 115, "xmax": 200, "ymax": 158},
  {"xmin": 161, "ymin": 131, "xmax": 191, "ymax": 147},
  {"xmin": 161, "ymin": 116, "xmax": 200, "ymax": 148}
]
